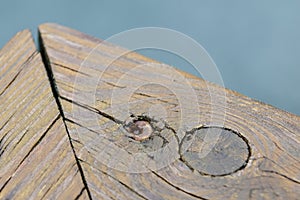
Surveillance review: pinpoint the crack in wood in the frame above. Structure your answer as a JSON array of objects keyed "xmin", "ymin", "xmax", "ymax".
[
  {"xmin": 0, "ymin": 177, "xmax": 11, "ymax": 193},
  {"xmin": 0, "ymin": 51, "xmax": 37, "ymax": 96},
  {"xmin": 103, "ymin": 80, "xmax": 127, "ymax": 89},
  {"xmin": 0, "ymin": 115, "xmax": 60, "ymax": 193},
  {"xmin": 152, "ymin": 171, "xmax": 209, "ymax": 200},
  {"xmin": 16, "ymin": 114, "xmax": 60, "ymax": 170},
  {"xmin": 262, "ymin": 170, "xmax": 300, "ymax": 184},
  {"xmin": 75, "ymin": 187, "xmax": 87, "ymax": 200},
  {"xmin": 78, "ymin": 159, "xmax": 153, "ymax": 200},
  {"xmin": 53, "ymin": 62, "xmax": 91, "ymax": 77},
  {"xmin": 39, "ymin": 33, "xmax": 93, "ymax": 200},
  {"xmin": 60, "ymin": 95, "xmax": 123, "ymax": 124},
  {"xmin": 257, "ymin": 156, "xmax": 300, "ymax": 184}
]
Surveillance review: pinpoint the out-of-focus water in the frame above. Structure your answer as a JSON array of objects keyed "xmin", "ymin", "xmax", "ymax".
[{"xmin": 1, "ymin": 0, "xmax": 299, "ymax": 115}]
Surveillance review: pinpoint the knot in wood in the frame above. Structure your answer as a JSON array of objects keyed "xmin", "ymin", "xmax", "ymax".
[{"xmin": 180, "ymin": 127, "xmax": 251, "ymax": 176}]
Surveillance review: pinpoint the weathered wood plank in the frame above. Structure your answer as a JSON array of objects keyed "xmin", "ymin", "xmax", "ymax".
[
  {"xmin": 39, "ymin": 23, "xmax": 300, "ymax": 199},
  {"xmin": 0, "ymin": 30, "xmax": 89, "ymax": 199}
]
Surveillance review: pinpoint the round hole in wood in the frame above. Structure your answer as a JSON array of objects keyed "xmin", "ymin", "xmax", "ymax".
[{"xmin": 180, "ymin": 126, "xmax": 251, "ymax": 176}]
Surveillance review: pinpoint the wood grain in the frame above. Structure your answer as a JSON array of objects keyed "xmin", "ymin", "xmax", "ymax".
[
  {"xmin": 0, "ymin": 30, "xmax": 89, "ymax": 199},
  {"xmin": 37, "ymin": 23, "xmax": 300, "ymax": 199}
]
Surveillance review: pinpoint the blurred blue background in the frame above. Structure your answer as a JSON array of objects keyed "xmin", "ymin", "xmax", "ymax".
[{"xmin": 1, "ymin": 0, "xmax": 299, "ymax": 115}]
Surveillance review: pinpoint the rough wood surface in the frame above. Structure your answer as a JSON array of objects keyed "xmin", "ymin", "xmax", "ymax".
[
  {"xmin": 38, "ymin": 23, "xmax": 300, "ymax": 200},
  {"xmin": 0, "ymin": 30, "xmax": 89, "ymax": 199}
]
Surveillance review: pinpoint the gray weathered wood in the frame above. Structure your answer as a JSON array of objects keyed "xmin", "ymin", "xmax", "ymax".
[
  {"xmin": 0, "ymin": 30, "xmax": 89, "ymax": 199},
  {"xmin": 38, "ymin": 23, "xmax": 300, "ymax": 199}
]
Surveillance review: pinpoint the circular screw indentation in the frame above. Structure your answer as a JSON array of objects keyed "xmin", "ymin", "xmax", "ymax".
[{"xmin": 180, "ymin": 127, "xmax": 251, "ymax": 176}]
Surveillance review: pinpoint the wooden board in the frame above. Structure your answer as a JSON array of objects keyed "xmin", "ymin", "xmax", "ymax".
[
  {"xmin": 0, "ymin": 30, "xmax": 89, "ymax": 199},
  {"xmin": 38, "ymin": 23, "xmax": 300, "ymax": 199}
]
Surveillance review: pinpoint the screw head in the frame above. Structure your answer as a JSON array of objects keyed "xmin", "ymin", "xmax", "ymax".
[{"xmin": 124, "ymin": 116, "xmax": 153, "ymax": 141}]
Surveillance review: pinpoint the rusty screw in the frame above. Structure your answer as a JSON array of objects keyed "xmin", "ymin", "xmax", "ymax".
[{"xmin": 124, "ymin": 116, "xmax": 153, "ymax": 141}]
